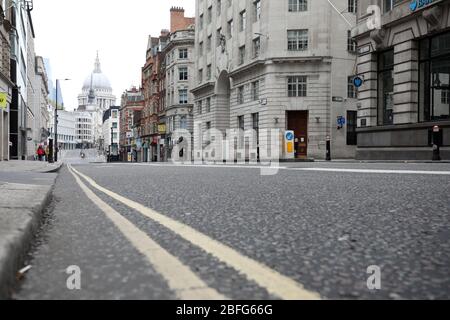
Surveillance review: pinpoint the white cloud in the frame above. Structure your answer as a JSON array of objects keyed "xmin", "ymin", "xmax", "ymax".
[{"xmin": 32, "ymin": 0, "xmax": 195, "ymax": 111}]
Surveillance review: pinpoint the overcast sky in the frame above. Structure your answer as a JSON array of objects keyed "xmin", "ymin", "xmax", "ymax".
[{"xmin": 32, "ymin": 0, "xmax": 195, "ymax": 111}]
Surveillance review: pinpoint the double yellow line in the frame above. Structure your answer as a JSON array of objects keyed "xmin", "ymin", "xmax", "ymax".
[{"xmin": 68, "ymin": 165, "xmax": 321, "ymax": 300}]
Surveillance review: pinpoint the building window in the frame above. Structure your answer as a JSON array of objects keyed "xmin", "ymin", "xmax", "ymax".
[
  {"xmin": 384, "ymin": 0, "xmax": 403, "ymax": 13},
  {"xmin": 179, "ymin": 89, "xmax": 188, "ymax": 104},
  {"xmin": 347, "ymin": 30, "xmax": 357, "ymax": 53},
  {"xmin": 254, "ymin": 0, "xmax": 261, "ymax": 22},
  {"xmin": 217, "ymin": 0, "xmax": 222, "ymax": 16},
  {"xmin": 378, "ymin": 49, "xmax": 394, "ymax": 125},
  {"xmin": 180, "ymin": 116, "xmax": 187, "ymax": 130},
  {"xmin": 207, "ymin": 64, "xmax": 212, "ymax": 80},
  {"xmin": 199, "ymin": 41, "xmax": 204, "ymax": 55},
  {"xmin": 199, "ymin": 14, "xmax": 204, "ymax": 29},
  {"xmin": 238, "ymin": 116, "xmax": 245, "ymax": 130},
  {"xmin": 239, "ymin": 46, "xmax": 246, "ymax": 65},
  {"xmin": 216, "ymin": 28, "xmax": 222, "ymax": 47},
  {"xmin": 287, "ymin": 30, "xmax": 308, "ymax": 51},
  {"xmin": 206, "ymin": 97, "xmax": 211, "ymax": 113},
  {"xmin": 252, "ymin": 113, "xmax": 259, "ymax": 131},
  {"xmin": 419, "ymin": 32, "xmax": 450, "ymax": 122},
  {"xmin": 207, "ymin": 6, "xmax": 212, "ymax": 24},
  {"xmin": 198, "ymin": 69, "xmax": 203, "ymax": 83},
  {"xmin": 288, "ymin": 0, "xmax": 307, "ymax": 12},
  {"xmin": 179, "ymin": 67, "xmax": 188, "ymax": 81},
  {"xmin": 442, "ymin": 90, "xmax": 450, "ymax": 104},
  {"xmin": 239, "ymin": 10, "xmax": 246, "ymax": 32},
  {"xmin": 227, "ymin": 19, "xmax": 234, "ymax": 39},
  {"xmin": 197, "ymin": 100, "xmax": 203, "ymax": 114},
  {"xmin": 288, "ymin": 76, "xmax": 307, "ymax": 97},
  {"xmin": 207, "ymin": 35, "xmax": 212, "ymax": 52},
  {"xmin": 348, "ymin": 76, "xmax": 357, "ymax": 99},
  {"xmin": 237, "ymin": 86, "xmax": 245, "ymax": 104},
  {"xmin": 348, "ymin": 0, "xmax": 357, "ymax": 13},
  {"xmin": 347, "ymin": 111, "xmax": 357, "ymax": 146},
  {"xmin": 253, "ymin": 37, "xmax": 261, "ymax": 58},
  {"xmin": 179, "ymin": 48, "xmax": 188, "ymax": 59},
  {"xmin": 251, "ymin": 81, "xmax": 260, "ymax": 101}
]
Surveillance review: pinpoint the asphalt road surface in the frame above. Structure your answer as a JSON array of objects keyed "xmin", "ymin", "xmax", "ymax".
[{"xmin": 13, "ymin": 162, "xmax": 450, "ymax": 300}]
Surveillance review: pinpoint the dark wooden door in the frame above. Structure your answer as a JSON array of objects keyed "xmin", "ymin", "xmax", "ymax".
[{"xmin": 287, "ymin": 111, "xmax": 308, "ymax": 158}]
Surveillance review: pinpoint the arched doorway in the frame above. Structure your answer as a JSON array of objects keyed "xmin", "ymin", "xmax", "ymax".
[{"xmin": 215, "ymin": 70, "xmax": 231, "ymax": 132}]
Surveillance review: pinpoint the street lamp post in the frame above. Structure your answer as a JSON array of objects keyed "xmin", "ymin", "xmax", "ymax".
[
  {"xmin": 110, "ymin": 126, "xmax": 114, "ymax": 162},
  {"xmin": 54, "ymin": 78, "xmax": 70, "ymax": 163}
]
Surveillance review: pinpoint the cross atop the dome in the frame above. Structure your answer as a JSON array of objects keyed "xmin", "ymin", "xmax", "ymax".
[{"xmin": 94, "ymin": 51, "xmax": 102, "ymax": 73}]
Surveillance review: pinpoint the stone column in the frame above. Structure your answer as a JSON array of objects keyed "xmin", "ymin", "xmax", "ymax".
[
  {"xmin": 393, "ymin": 40, "xmax": 419, "ymax": 125},
  {"xmin": 356, "ymin": 51, "xmax": 378, "ymax": 127}
]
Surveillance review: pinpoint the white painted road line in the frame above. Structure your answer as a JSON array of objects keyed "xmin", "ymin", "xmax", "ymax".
[
  {"xmin": 70, "ymin": 165, "xmax": 321, "ymax": 300},
  {"xmin": 68, "ymin": 165, "xmax": 227, "ymax": 300},
  {"xmin": 104, "ymin": 162, "xmax": 450, "ymax": 175},
  {"xmin": 288, "ymin": 168, "xmax": 450, "ymax": 176}
]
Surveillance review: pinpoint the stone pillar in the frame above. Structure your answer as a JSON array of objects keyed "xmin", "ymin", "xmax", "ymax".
[
  {"xmin": 393, "ymin": 40, "xmax": 419, "ymax": 125},
  {"xmin": 356, "ymin": 51, "xmax": 378, "ymax": 127}
]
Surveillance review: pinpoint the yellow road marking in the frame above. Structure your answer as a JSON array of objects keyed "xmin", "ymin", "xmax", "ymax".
[
  {"xmin": 68, "ymin": 165, "xmax": 227, "ymax": 300},
  {"xmin": 70, "ymin": 165, "xmax": 321, "ymax": 300}
]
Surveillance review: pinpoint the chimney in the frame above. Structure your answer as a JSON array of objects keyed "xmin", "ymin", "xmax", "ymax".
[{"xmin": 170, "ymin": 6, "xmax": 186, "ymax": 33}]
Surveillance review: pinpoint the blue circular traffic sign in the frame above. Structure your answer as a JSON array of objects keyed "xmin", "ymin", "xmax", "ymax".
[
  {"xmin": 353, "ymin": 77, "xmax": 363, "ymax": 88},
  {"xmin": 286, "ymin": 132, "xmax": 294, "ymax": 141}
]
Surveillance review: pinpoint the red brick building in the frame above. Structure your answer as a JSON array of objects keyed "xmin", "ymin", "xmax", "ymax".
[
  {"xmin": 137, "ymin": 7, "xmax": 194, "ymax": 162},
  {"xmin": 140, "ymin": 31, "xmax": 169, "ymax": 162},
  {"xmin": 119, "ymin": 87, "xmax": 144, "ymax": 162}
]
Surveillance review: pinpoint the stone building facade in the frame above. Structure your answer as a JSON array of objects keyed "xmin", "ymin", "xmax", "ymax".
[
  {"xmin": 353, "ymin": 0, "xmax": 450, "ymax": 160},
  {"xmin": 0, "ymin": 0, "xmax": 12, "ymax": 161},
  {"xmin": 102, "ymin": 106, "xmax": 120, "ymax": 157},
  {"xmin": 119, "ymin": 87, "xmax": 144, "ymax": 162},
  {"xmin": 140, "ymin": 31, "xmax": 169, "ymax": 162},
  {"xmin": 192, "ymin": 0, "xmax": 359, "ymax": 160},
  {"xmin": 164, "ymin": 9, "xmax": 195, "ymax": 160},
  {"xmin": 9, "ymin": 0, "xmax": 33, "ymax": 160}
]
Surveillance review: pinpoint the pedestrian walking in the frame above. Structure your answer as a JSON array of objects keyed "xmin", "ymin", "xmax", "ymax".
[{"xmin": 37, "ymin": 145, "xmax": 45, "ymax": 161}]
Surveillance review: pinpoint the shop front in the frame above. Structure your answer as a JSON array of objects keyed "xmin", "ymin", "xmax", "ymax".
[{"xmin": 354, "ymin": 1, "xmax": 450, "ymax": 160}]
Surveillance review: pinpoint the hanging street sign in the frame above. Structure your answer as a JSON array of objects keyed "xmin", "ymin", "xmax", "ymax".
[
  {"xmin": 353, "ymin": 77, "xmax": 364, "ymax": 88},
  {"xmin": 0, "ymin": 92, "xmax": 7, "ymax": 109}
]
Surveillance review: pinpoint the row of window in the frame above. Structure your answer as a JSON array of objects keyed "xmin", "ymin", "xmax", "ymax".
[
  {"xmin": 167, "ymin": 66, "xmax": 189, "ymax": 83},
  {"xmin": 236, "ymin": 113, "xmax": 260, "ymax": 131},
  {"xmin": 237, "ymin": 80, "xmax": 260, "ymax": 104},
  {"xmin": 76, "ymin": 130, "xmax": 92, "ymax": 135},
  {"xmin": 197, "ymin": 75, "xmax": 356, "ymax": 105},
  {"xmin": 199, "ymin": 1, "xmax": 357, "ymax": 31},
  {"xmin": 55, "ymin": 134, "xmax": 75, "ymax": 141},
  {"xmin": 197, "ymin": 97, "xmax": 212, "ymax": 115},
  {"xmin": 198, "ymin": 28, "xmax": 356, "ymax": 73},
  {"xmin": 166, "ymin": 48, "xmax": 189, "ymax": 65},
  {"xmin": 167, "ymin": 89, "xmax": 189, "ymax": 105},
  {"xmin": 167, "ymin": 115, "xmax": 189, "ymax": 132},
  {"xmin": 376, "ymin": 32, "xmax": 450, "ymax": 125},
  {"xmin": 76, "ymin": 118, "xmax": 92, "ymax": 123}
]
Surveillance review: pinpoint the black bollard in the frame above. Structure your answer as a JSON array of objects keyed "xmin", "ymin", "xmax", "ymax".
[
  {"xmin": 432, "ymin": 126, "xmax": 441, "ymax": 161},
  {"xmin": 326, "ymin": 136, "xmax": 331, "ymax": 161}
]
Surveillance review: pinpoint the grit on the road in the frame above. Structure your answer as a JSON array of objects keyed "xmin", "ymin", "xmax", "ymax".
[{"xmin": 13, "ymin": 162, "xmax": 450, "ymax": 300}]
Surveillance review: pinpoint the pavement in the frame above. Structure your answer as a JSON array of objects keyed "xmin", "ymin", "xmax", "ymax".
[
  {"xmin": 0, "ymin": 161, "xmax": 60, "ymax": 299},
  {"xmin": 0, "ymin": 160, "xmax": 63, "ymax": 174},
  {"xmin": 8, "ymin": 161, "xmax": 450, "ymax": 300}
]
